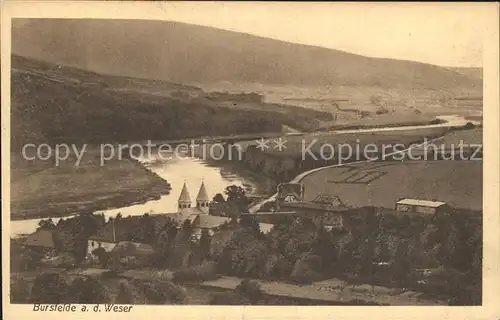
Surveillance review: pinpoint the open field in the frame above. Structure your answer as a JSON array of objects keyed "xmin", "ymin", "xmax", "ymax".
[
  {"xmin": 300, "ymin": 160, "xmax": 482, "ymax": 211},
  {"xmin": 198, "ymin": 276, "xmax": 447, "ymax": 305},
  {"xmin": 437, "ymin": 128, "xmax": 482, "ymax": 145},
  {"xmin": 198, "ymin": 81, "xmax": 482, "ymax": 129},
  {"xmin": 10, "ymin": 147, "xmax": 171, "ymax": 220},
  {"xmin": 257, "ymin": 127, "xmax": 451, "ymax": 156}
]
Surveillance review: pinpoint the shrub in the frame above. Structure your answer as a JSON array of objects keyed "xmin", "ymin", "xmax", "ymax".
[
  {"xmin": 115, "ymin": 280, "xmax": 135, "ymax": 304},
  {"xmin": 162, "ymin": 281, "xmax": 187, "ymax": 303},
  {"xmin": 11, "ymin": 276, "xmax": 32, "ymax": 303},
  {"xmin": 173, "ymin": 261, "xmax": 219, "ymax": 283},
  {"xmin": 370, "ymin": 95, "xmax": 383, "ymax": 106},
  {"xmin": 210, "ymin": 292, "xmax": 250, "ymax": 305},
  {"xmin": 359, "ymin": 111, "xmax": 371, "ymax": 118},
  {"xmin": 463, "ymin": 122, "xmax": 475, "ymax": 130},
  {"xmin": 235, "ymin": 279, "xmax": 264, "ymax": 304},
  {"xmin": 142, "ymin": 280, "xmax": 186, "ymax": 304},
  {"xmin": 375, "ymin": 107, "xmax": 389, "ymax": 115},
  {"xmin": 290, "ymin": 252, "xmax": 323, "ymax": 284},
  {"xmin": 68, "ymin": 276, "xmax": 111, "ymax": 303}
]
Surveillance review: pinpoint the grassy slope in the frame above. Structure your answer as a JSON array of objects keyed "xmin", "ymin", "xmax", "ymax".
[
  {"xmin": 12, "ymin": 20, "xmax": 482, "ymax": 130},
  {"xmin": 13, "ymin": 19, "xmax": 481, "ymax": 89},
  {"xmin": 11, "ymin": 55, "xmax": 332, "ymax": 150},
  {"xmin": 10, "ymin": 148, "xmax": 170, "ymax": 220}
]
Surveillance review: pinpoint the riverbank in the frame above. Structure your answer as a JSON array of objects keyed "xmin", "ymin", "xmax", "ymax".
[{"xmin": 10, "ymin": 148, "xmax": 172, "ymax": 221}]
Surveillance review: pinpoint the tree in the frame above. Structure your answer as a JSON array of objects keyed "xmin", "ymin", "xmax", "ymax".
[
  {"xmin": 198, "ymin": 229, "xmax": 212, "ymax": 260},
  {"xmin": 38, "ymin": 218, "xmax": 56, "ymax": 230},
  {"xmin": 235, "ymin": 279, "xmax": 264, "ymax": 304},
  {"xmin": 224, "ymin": 185, "xmax": 249, "ymax": 213},
  {"xmin": 155, "ymin": 218, "xmax": 179, "ymax": 267},
  {"xmin": 311, "ymin": 224, "xmax": 337, "ymax": 274},
  {"xmin": 390, "ymin": 240, "xmax": 413, "ymax": 287},
  {"xmin": 129, "ymin": 213, "xmax": 157, "ymax": 244},
  {"xmin": 10, "ymin": 276, "xmax": 31, "ymax": 303},
  {"xmin": 68, "ymin": 276, "xmax": 110, "ymax": 303},
  {"xmin": 181, "ymin": 219, "xmax": 193, "ymax": 240},
  {"xmin": 217, "ymin": 228, "xmax": 268, "ymax": 277},
  {"xmin": 212, "ymin": 193, "xmax": 225, "ymax": 203},
  {"xmin": 142, "ymin": 280, "xmax": 186, "ymax": 304},
  {"xmin": 21, "ymin": 247, "xmax": 45, "ymax": 271},
  {"xmin": 31, "ymin": 273, "xmax": 68, "ymax": 303},
  {"xmin": 369, "ymin": 95, "xmax": 383, "ymax": 106},
  {"xmin": 92, "ymin": 247, "xmax": 110, "ymax": 268},
  {"xmin": 115, "ymin": 280, "xmax": 135, "ymax": 304},
  {"xmin": 210, "ymin": 292, "xmax": 250, "ymax": 305},
  {"xmin": 239, "ymin": 214, "xmax": 262, "ymax": 237}
]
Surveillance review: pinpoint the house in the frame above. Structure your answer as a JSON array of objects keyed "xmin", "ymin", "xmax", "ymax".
[
  {"xmin": 111, "ymin": 241, "xmax": 155, "ymax": 271},
  {"xmin": 278, "ymin": 192, "xmax": 350, "ymax": 229},
  {"xmin": 86, "ymin": 218, "xmax": 157, "ymax": 270},
  {"xmin": 395, "ymin": 198, "xmax": 448, "ymax": 215},
  {"xmin": 87, "ymin": 219, "xmax": 120, "ymax": 255}
]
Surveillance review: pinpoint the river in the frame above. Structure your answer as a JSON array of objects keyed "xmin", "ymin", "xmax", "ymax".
[
  {"xmin": 11, "ymin": 152, "xmax": 258, "ymax": 237},
  {"xmin": 11, "ymin": 114, "xmax": 477, "ymax": 236}
]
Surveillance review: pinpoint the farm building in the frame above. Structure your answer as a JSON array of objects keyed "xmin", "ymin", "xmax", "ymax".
[
  {"xmin": 24, "ymin": 229, "xmax": 58, "ymax": 257},
  {"xmin": 395, "ymin": 198, "xmax": 448, "ymax": 215}
]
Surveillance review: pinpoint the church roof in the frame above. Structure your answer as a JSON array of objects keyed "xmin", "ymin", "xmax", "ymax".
[
  {"xmin": 196, "ymin": 181, "xmax": 210, "ymax": 201},
  {"xmin": 178, "ymin": 182, "xmax": 191, "ymax": 202},
  {"xmin": 192, "ymin": 215, "xmax": 231, "ymax": 229}
]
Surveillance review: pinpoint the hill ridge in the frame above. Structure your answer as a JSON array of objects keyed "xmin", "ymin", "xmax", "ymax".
[{"xmin": 12, "ymin": 19, "xmax": 481, "ymax": 89}]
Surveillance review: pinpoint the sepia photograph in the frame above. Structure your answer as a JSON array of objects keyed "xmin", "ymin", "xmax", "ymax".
[{"xmin": 1, "ymin": 1, "xmax": 499, "ymax": 316}]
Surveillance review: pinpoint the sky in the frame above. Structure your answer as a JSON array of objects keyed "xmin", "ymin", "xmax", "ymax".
[
  {"xmin": 4, "ymin": 2, "xmax": 492, "ymax": 68},
  {"xmin": 153, "ymin": 2, "xmax": 486, "ymax": 68}
]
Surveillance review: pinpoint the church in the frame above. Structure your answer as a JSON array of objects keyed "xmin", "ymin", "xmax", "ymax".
[{"xmin": 171, "ymin": 181, "xmax": 232, "ymax": 240}]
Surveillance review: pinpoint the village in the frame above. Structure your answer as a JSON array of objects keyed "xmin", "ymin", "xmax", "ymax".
[
  {"xmin": 6, "ymin": 10, "xmax": 487, "ymax": 309},
  {"xmin": 12, "ymin": 174, "xmax": 482, "ymax": 305}
]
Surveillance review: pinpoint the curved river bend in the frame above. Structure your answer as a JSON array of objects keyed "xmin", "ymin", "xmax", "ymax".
[
  {"xmin": 11, "ymin": 153, "xmax": 256, "ymax": 237},
  {"xmin": 11, "ymin": 114, "xmax": 477, "ymax": 237}
]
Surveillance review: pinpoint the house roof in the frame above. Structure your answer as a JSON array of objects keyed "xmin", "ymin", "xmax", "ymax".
[
  {"xmin": 112, "ymin": 241, "xmax": 155, "ymax": 256},
  {"xmin": 178, "ymin": 182, "xmax": 191, "ymax": 203},
  {"xmin": 192, "ymin": 215, "xmax": 231, "ymax": 229},
  {"xmin": 258, "ymin": 223, "xmax": 274, "ymax": 234},
  {"xmin": 89, "ymin": 220, "xmax": 119, "ymax": 242},
  {"xmin": 278, "ymin": 183, "xmax": 304, "ymax": 202},
  {"xmin": 24, "ymin": 229, "xmax": 56, "ymax": 248},
  {"xmin": 196, "ymin": 181, "xmax": 210, "ymax": 201},
  {"xmin": 164, "ymin": 210, "xmax": 201, "ymax": 225},
  {"xmin": 396, "ymin": 199, "xmax": 447, "ymax": 208},
  {"xmin": 312, "ymin": 194, "xmax": 345, "ymax": 207},
  {"xmin": 280, "ymin": 201, "xmax": 349, "ymax": 212}
]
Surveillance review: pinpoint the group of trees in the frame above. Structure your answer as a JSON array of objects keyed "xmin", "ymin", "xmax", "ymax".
[
  {"xmin": 13, "ymin": 272, "xmax": 112, "ymax": 304},
  {"xmin": 210, "ymin": 279, "xmax": 265, "ymax": 305},
  {"xmin": 12, "ymin": 56, "xmax": 333, "ymax": 150},
  {"xmin": 11, "ymin": 272, "xmax": 188, "ymax": 304},
  {"xmin": 210, "ymin": 185, "xmax": 250, "ymax": 216}
]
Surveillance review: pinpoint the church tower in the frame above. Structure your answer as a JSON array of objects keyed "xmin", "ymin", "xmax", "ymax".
[
  {"xmin": 196, "ymin": 181, "xmax": 210, "ymax": 214},
  {"xmin": 178, "ymin": 182, "xmax": 192, "ymax": 212}
]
